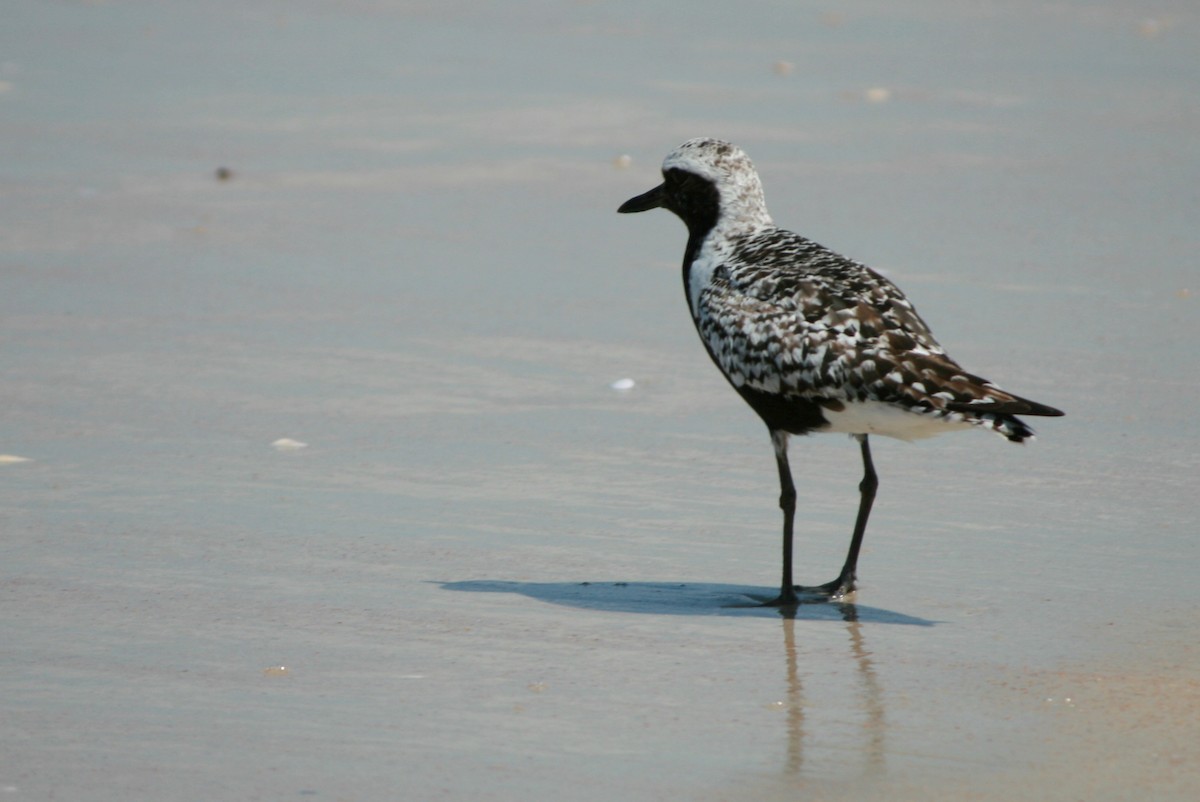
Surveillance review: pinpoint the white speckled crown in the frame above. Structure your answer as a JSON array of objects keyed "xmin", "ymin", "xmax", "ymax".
[{"xmin": 662, "ymin": 138, "xmax": 774, "ymax": 232}]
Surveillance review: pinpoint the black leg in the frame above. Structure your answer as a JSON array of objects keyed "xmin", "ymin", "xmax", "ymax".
[
  {"xmin": 765, "ymin": 430, "xmax": 799, "ymax": 606},
  {"xmin": 759, "ymin": 432, "xmax": 877, "ymax": 607},
  {"xmin": 825, "ymin": 434, "xmax": 878, "ymax": 597}
]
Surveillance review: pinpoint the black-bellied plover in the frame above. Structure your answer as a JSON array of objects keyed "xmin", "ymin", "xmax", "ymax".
[{"xmin": 618, "ymin": 138, "xmax": 1063, "ymax": 606}]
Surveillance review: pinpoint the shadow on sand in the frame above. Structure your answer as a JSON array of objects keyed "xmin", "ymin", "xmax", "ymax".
[{"xmin": 440, "ymin": 580, "xmax": 936, "ymax": 625}]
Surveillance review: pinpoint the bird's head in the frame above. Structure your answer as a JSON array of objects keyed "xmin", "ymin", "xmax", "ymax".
[{"xmin": 618, "ymin": 138, "xmax": 772, "ymax": 237}]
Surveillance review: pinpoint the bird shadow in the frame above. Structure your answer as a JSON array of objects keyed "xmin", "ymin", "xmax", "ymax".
[{"xmin": 438, "ymin": 580, "xmax": 936, "ymax": 625}]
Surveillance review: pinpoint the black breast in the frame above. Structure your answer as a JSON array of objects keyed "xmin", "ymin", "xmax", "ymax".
[{"xmin": 733, "ymin": 384, "xmax": 830, "ymax": 436}]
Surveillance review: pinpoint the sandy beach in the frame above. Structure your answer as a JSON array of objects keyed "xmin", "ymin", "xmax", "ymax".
[{"xmin": 3, "ymin": 1, "xmax": 1198, "ymax": 799}]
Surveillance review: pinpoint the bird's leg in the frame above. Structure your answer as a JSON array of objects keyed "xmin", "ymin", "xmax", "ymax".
[
  {"xmin": 760, "ymin": 432, "xmax": 877, "ymax": 606},
  {"xmin": 763, "ymin": 430, "xmax": 800, "ymax": 607},
  {"xmin": 820, "ymin": 434, "xmax": 878, "ymax": 599}
]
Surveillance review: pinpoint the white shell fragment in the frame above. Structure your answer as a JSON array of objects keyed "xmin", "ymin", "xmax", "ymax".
[
  {"xmin": 610, "ymin": 378, "xmax": 636, "ymax": 391},
  {"xmin": 0, "ymin": 454, "xmax": 31, "ymax": 464},
  {"xmin": 271, "ymin": 438, "xmax": 308, "ymax": 451}
]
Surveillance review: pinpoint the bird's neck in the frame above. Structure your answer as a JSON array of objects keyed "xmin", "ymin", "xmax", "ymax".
[
  {"xmin": 682, "ymin": 215, "xmax": 773, "ymax": 284},
  {"xmin": 682, "ymin": 227, "xmax": 740, "ymax": 319}
]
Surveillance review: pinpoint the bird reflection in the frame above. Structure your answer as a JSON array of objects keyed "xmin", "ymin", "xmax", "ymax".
[{"xmin": 778, "ymin": 602, "xmax": 885, "ymax": 777}]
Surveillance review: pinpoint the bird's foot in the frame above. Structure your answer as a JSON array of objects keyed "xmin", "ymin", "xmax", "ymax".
[
  {"xmin": 758, "ymin": 578, "xmax": 855, "ymax": 607},
  {"xmin": 758, "ymin": 590, "xmax": 801, "ymax": 608},
  {"xmin": 808, "ymin": 576, "xmax": 856, "ymax": 602}
]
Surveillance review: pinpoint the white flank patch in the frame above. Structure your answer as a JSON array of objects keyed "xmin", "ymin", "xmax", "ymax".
[
  {"xmin": 821, "ymin": 401, "xmax": 972, "ymax": 441},
  {"xmin": 271, "ymin": 438, "xmax": 308, "ymax": 451}
]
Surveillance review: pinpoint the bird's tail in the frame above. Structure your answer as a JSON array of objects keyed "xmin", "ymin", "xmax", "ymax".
[
  {"xmin": 975, "ymin": 413, "xmax": 1039, "ymax": 443},
  {"xmin": 947, "ymin": 395, "xmax": 1064, "ymax": 444}
]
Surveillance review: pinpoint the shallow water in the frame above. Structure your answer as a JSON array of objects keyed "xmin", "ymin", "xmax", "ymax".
[{"xmin": 3, "ymin": 1, "xmax": 1199, "ymax": 799}]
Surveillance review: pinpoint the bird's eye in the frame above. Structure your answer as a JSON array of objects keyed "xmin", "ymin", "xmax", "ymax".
[{"xmin": 665, "ymin": 169, "xmax": 704, "ymax": 198}]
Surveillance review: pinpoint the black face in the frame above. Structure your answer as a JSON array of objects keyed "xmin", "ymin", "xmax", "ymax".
[
  {"xmin": 661, "ymin": 168, "xmax": 720, "ymax": 236},
  {"xmin": 618, "ymin": 168, "xmax": 720, "ymax": 240}
]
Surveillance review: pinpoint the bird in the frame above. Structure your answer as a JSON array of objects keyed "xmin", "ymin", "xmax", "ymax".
[{"xmin": 617, "ymin": 138, "xmax": 1063, "ymax": 606}]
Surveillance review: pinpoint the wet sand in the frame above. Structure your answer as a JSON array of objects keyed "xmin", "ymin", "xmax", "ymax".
[{"xmin": 3, "ymin": 1, "xmax": 1198, "ymax": 799}]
